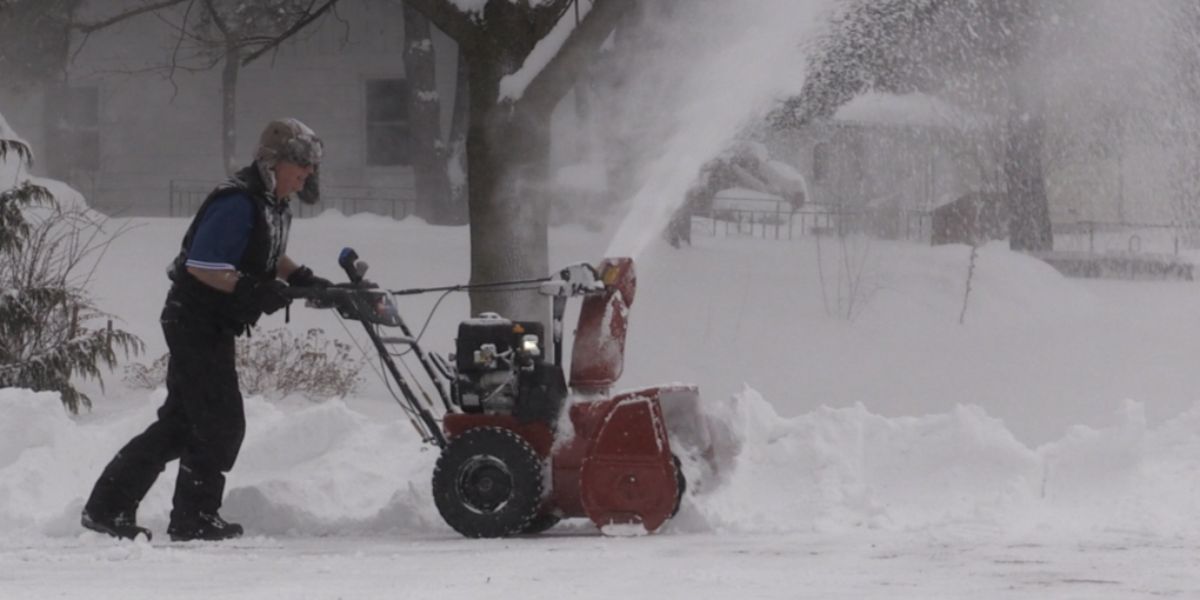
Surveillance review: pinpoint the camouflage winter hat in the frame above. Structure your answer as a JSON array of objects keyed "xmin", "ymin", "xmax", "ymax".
[
  {"xmin": 255, "ymin": 117, "xmax": 323, "ymax": 204},
  {"xmin": 255, "ymin": 117, "xmax": 323, "ymax": 167}
]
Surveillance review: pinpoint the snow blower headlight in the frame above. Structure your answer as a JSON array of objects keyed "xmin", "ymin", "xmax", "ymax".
[
  {"xmin": 520, "ymin": 334, "xmax": 541, "ymax": 357},
  {"xmin": 601, "ymin": 264, "xmax": 620, "ymax": 286}
]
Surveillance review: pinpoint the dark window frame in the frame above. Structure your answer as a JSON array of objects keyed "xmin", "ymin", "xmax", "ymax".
[{"xmin": 365, "ymin": 78, "xmax": 411, "ymax": 167}]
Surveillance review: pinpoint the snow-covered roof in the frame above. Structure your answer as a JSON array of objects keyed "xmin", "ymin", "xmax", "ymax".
[{"xmin": 833, "ymin": 92, "xmax": 987, "ymax": 130}]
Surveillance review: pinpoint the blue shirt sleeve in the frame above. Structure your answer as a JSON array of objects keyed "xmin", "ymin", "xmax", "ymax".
[{"xmin": 185, "ymin": 193, "xmax": 254, "ymax": 270}]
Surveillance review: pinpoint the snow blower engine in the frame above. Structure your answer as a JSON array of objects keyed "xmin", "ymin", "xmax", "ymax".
[{"xmin": 287, "ymin": 249, "xmax": 700, "ymax": 538}]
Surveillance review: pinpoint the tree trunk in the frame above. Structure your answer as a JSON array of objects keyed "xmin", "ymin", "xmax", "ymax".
[
  {"xmin": 399, "ymin": 0, "xmax": 628, "ymax": 329},
  {"xmin": 403, "ymin": 4, "xmax": 456, "ymax": 224},
  {"xmin": 221, "ymin": 39, "xmax": 240, "ymax": 176},
  {"xmin": 446, "ymin": 51, "xmax": 470, "ymax": 221},
  {"xmin": 1004, "ymin": 87, "xmax": 1052, "ymax": 252},
  {"xmin": 465, "ymin": 52, "xmax": 551, "ymax": 325}
]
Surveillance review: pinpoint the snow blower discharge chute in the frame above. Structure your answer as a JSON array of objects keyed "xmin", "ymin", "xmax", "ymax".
[{"xmin": 284, "ymin": 249, "xmax": 702, "ymax": 537}]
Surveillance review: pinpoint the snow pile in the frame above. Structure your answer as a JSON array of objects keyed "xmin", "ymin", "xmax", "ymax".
[
  {"xmin": 0, "ymin": 389, "xmax": 144, "ymax": 536},
  {"xmin": 674, "ymin": 389, "xmax": 1200, "ymax": 538},
  {"xmin": 3, "ymin": 204, "xmax": 1200, "ymax": 543},
  {"xmin": 7, "ymin": 382, "xmax": 1200, "ymax": 541},
  {"xmin": 0, "ymin": 388, "xmax": 442, "ymax": 539},
  {"xmin": 674, "ymin": 390, "xmax": 1040, "ymax": 534},
  {"xmin": 225, "ymin": 398, "xmax": 439, "ymax": 536}
]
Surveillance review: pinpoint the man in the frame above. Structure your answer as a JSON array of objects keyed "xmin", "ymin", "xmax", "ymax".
[{"xmin": 82, "ymin": 118, "xmax": 332, "ymax": 542}]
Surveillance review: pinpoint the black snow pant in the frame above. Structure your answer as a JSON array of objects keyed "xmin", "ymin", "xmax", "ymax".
[{"xmin": 84, "ymin": 318, "xmax": 245, "ymax": 523}]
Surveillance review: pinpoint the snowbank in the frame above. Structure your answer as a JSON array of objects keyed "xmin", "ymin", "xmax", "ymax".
[
  {"xmin": 6, "ymin": 384, "xmax": 1200, "ymax": 541},
  {"xmin": 671, "ymin": 387, "xmax": 1200, "ymax": 537},
  {"xmin": 4, "ymin": 181, "xmax": 1200, "ymax": 544},
  {"xmin": 0, "ymin": 387, "xmax": 442, "ymax": 539}
]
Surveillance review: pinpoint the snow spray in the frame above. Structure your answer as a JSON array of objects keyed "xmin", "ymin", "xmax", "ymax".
[{"xmin": 604, "ymin": 0, "xmax": 831, "ymax": 259}]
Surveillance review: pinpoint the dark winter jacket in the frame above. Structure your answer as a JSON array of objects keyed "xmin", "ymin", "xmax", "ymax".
[{"xmin": 163, "ymin": 163, "xmax": 291, "ymax": 334}]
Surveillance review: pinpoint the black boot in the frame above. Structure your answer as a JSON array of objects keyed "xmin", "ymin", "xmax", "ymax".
[
  {"xmin": 81, "ymin": 509, "xmax": 153, "ymax": 541},
  {"xmin": 167, "ymin": 512, "xmax": 244, "ymax": 542}
]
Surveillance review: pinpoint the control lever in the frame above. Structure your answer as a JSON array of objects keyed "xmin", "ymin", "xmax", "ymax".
[
  {"xmin": 338, "ymin": 247, "xmax": 374, "ymax": 288},
  {"xmin": 538, "ymin": 262, "xmax": 603, "ymax": 297}
]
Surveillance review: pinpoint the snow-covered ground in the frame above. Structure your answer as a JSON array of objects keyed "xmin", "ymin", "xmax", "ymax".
[
  {"xmin": 4, "ymin": 213, "xmax": 1200, "ymax": 599},
  {"xmin": 9, "ymin": 0, "xmax": 1199, "ymax": 593}
]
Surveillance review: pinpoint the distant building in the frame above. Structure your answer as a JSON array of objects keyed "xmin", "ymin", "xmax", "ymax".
[
  {"xmin": 768, "ymin": 92, "xmax": 1180, "ymax": 244},
  {"xmin": 767, "ymin": 92, "xmax": 994, "ymax": 242},
  {"xmin": 0, "ymin": 0, "xmax": 458, "ymax": 216}
]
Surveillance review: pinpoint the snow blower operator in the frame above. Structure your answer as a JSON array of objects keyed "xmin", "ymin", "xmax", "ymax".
[{"xmin": 81, "ymin": 118, "xmax": 332, "ymax": 542}]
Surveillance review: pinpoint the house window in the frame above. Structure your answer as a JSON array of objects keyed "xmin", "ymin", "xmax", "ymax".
[
  {"xmin": 365, "ymin": 79, "xmax": 411, "ymax": 166},
  {"xmin": 812, "ymin": 142, "xmax": 830, "ymax": 184}
]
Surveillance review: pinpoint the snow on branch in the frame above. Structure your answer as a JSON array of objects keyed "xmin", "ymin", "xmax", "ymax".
[
  {"xmin": 517, "ymin": 0, "xmax": 631, "ymax": 111},
  {"xmin": 499, "ymin": 0, "xmax": 592, "ymax": 101}
]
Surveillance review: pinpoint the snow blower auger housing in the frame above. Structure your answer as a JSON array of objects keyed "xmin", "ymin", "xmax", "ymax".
[{"xmin": 286, "ymin": 249, "xmax": 698, "ymax": 538}]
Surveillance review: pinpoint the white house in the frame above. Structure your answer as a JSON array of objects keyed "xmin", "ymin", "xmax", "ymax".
[{"xmin": 0, "ymin": 0, "xmax": 459, "ymax": 217}]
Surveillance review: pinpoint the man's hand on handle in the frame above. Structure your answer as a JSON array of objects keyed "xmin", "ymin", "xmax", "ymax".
[
  {"xmin": 286, "ymin": 265, "xmax": 332, "ymax": 289},
  {"xmin": 234, "ymin": 276, "xmax": 291, "ymax": 315}
]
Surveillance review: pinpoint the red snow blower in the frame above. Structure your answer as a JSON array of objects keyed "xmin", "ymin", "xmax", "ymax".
[{"xmin": 286, "ymin": 249, "xmax": 699, "ymax": 538}]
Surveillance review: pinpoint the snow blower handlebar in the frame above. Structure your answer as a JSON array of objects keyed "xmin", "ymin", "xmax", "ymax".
[
  {"xmin": 280, "ymin": 254, "xmax": 448, "ymax": 447},
  {"xmin": 281, "ymin": 251, "xmax": 606, "ymax": 309},
  {"xmin": 278, "ymin": 249, "xmax": 617, "ymax": 446},
  {"xmin": 375, "ymin": 261, "xmax": 603, "ymax": 299}
]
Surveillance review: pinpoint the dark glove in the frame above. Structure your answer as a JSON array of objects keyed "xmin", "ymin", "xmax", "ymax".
[
  {"xmin": 286, "ymin": 265, "xmax": 332, "ymax": 289},
  {"xmin": 234, "ymin": 276, "xmax": 291, "ymax": 316}
]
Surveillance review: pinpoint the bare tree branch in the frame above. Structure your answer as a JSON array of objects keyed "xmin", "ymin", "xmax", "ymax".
[
  {"xmin": 166, "ymin": 0, "xmax": 199, "ymax": 99},
  {"xmin": 69, "ymin": 30, "xmax": 93, "ymax": 63},
  {"xmin": 331, "ymin": 0, "xmax": 351, "ymax": 49},
  {"xmin": 150, "ymin": 2, "xmax": 207, "ymax": 47},
  {"xmin": 199, "ymin": 0, "xmax": 230, "ymax": 37},
  {"xmin": 72, "ymin": 0, "xmax": 189, "ymax": 33},
  {"xmin": 240, "ymin": 0, "xmax": 339, "ymax": 66}
]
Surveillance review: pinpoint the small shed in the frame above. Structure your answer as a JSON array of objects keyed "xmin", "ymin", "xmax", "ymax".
[{"xmin": 932, "ymin": 192, "xmax": 1008, "ymax": 245}]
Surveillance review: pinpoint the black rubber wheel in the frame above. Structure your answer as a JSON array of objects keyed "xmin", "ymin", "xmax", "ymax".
[
  {"xmin": 432, "ymin": 427, "xmax": 544, "ymax": 538},
  {"xmin": 671, "ymin": 453, "xmax": 687, "ymax": 518},
  {"xmin": 520, "ymin": 511, "xmax": 561, "ymax": 535}
]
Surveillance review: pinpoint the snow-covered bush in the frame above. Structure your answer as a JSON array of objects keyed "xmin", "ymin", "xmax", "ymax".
[
  {"xmin": 0, "ymin": 114, "xmax": 142, "ymax": 412},
  {"xmin": 124, "ymin": 328, "xmax": 364, "ymax": 401}
]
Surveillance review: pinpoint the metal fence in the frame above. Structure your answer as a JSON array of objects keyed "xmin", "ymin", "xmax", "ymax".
[
  {"xmin": 169, "ymin": 180, "xmax": 417, "ymax": 220},
  {"xmin": 1052, "ymin": 221, "xmax": 1198, "ymax": 256},
  {"xmin": 691, "ymin": 202, "xmax": 933, "ymax": 243},
  {"xmin": 690, "ymin": 204, "xmax": 1199, "ymax": 256}
]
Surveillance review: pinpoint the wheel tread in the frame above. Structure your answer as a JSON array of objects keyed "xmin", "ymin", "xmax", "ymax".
[{"xmin": 432, "ymin": 426, "xmax": 544, "ymax": 538}]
